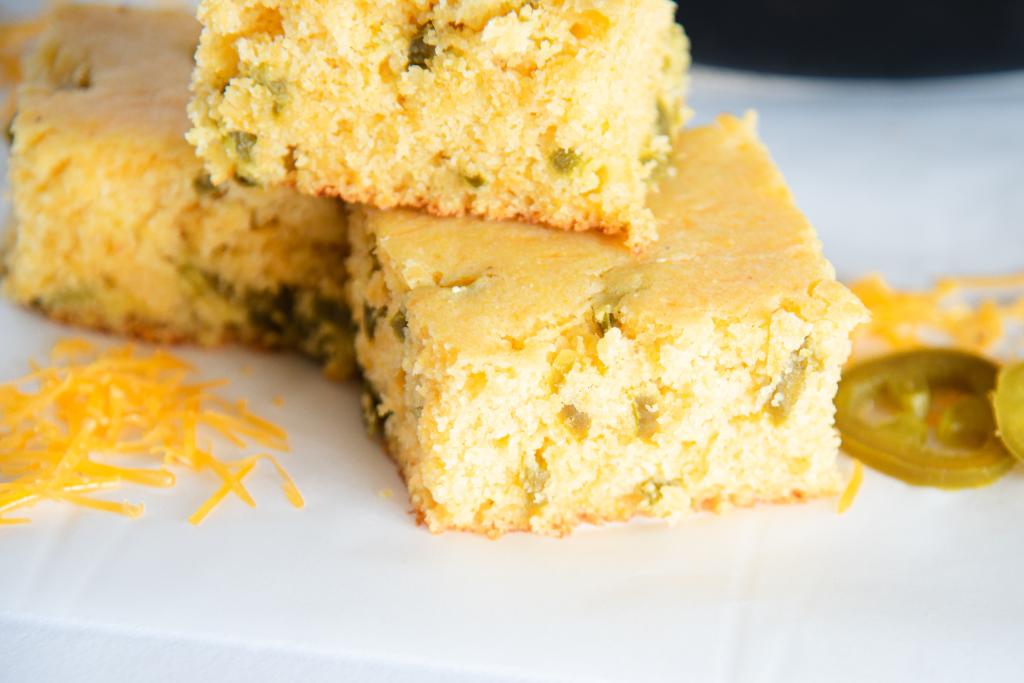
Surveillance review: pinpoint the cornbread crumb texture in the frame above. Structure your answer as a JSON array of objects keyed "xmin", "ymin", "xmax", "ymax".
[
  {"xmin": 348, "ymin": 115, "xmax": 868, "ymax": 536},
  {"xmin": 189, "ymin": 0, "xmax": 690, "ymax": 249},
  {"xmin": 2, "ymin": 5, "xmax": 354, "ymax": 378}
]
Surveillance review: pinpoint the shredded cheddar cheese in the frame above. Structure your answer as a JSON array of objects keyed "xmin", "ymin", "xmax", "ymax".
[
  {"xmin": 0, "ymin": 339, "xmax": 301, "ymax": 526},
  {"xmin": 850, "ymin": 273, "xmax": 1024, "ymax": 358},
  {"xmin": 837, "ymin": 459, "xmax": 864, "ymax": 514}
]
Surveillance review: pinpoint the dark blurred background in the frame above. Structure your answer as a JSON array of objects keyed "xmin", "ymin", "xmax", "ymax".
[{"xmin": 676, "ymin": 0, "xmax": 1024, "ymax": 77}]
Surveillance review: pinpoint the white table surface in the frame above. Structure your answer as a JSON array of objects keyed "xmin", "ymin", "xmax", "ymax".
[{"xmin": 2, "ymin": 3, "xmax": 1024, "ymax": 682}]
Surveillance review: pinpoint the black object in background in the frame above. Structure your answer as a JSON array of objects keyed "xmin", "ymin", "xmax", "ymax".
[{"xmin": 676, "ymin": 0, "xmax": 1024, "ymax": 77}]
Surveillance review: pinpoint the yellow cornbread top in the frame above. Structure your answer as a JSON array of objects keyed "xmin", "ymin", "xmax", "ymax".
[
  {"xmin": 15, "ymin": 5, "xmax": 197, "ymax": 145},
  {"xmin": 358, "ymin": 114, "xmax": 867, "ymax": 357}
]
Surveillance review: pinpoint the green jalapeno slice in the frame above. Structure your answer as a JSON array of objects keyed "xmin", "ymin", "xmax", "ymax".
[
  {"xmin": 994, "ymin": 361, "xmax": 1024, "ymax": 462},
  {"xmin": 836, "ymin": 349, "xmax": 1014, "ymax": 489}
]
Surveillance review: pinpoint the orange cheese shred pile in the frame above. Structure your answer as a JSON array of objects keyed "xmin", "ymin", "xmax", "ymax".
[
  {"xmin": 0, "ymin": 339, "xmax": 302, "ymax": 526},
  {"xmin": 850, "ymin": 273, "xmax": 1024, "ymax": 358}
]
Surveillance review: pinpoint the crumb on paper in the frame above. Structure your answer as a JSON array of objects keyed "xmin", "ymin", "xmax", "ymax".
[{"xmin": 378, "ymin": 488, "xmax": 394, "ymax": 500}]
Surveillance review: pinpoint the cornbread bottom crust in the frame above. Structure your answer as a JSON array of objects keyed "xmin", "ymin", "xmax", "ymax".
[
  {"xmin": 386, "ymin": 455, "xmax": 823, "ymax": 538},
  {"xmin": 314, "ymin": 182, "xmax": 650, "ymax": 251}
]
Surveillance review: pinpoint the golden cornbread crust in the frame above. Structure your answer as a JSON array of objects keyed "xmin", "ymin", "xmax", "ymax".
[
  {"xmin": 2, "ymin": 5, "xmax": 354, "ymax": 379},
  {"xmin": 388, "ymin": 452, "xmax": 815, "ymax": 538},
  {"xmin": 188, "ymin": 0, "xmax": 690, "ymax": 250},
  {"xmin": 348, "ymin": 116, "xmax": 868, "ymax": 536}
]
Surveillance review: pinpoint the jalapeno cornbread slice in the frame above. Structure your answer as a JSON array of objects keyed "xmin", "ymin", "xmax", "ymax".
[
  {"xmin": 2, "ymin": 5, "xmax": 353, "ymax": 378},
  {"xmin": 348, "ymin": 115, "xmax": 868, "ymax": 536},
  {"xmin": 188, "ymin": 0, "xmax": 689, "ymax": 250}
]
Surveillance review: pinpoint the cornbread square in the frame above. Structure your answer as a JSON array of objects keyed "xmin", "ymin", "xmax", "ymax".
[
  {"xmin": 188, "ymin": 0, "xmax": 690, "ymax": 250},
  {"xmin": 348, "ymin": 115, "xmax": 868, "ymax": 536},
  {"xmin": 3, "ymin": 5, "xmax": 354, "ymax": 378}
]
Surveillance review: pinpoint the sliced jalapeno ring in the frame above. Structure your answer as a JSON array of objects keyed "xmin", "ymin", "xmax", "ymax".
[
  {"xmin": 994, "ymin": 361, "xmax": 1024, "ymax": 462},
  {"xmin": 836, "ymin": 349, "xmax": 1015, "ymax": 489},
  {"xmin": 937, "ymin": 395, "xmax": 994, "ymax": 449}
]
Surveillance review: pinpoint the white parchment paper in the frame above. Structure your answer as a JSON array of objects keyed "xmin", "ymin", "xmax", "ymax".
[{"xmin": 2, "ymin": 2, "xmax": 1023, "ymax": 680}]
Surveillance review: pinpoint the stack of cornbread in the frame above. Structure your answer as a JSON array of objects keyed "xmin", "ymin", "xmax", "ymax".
[{"xmin": 1, "ymin": 2, "xmax": 866, "ymax": 536}]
